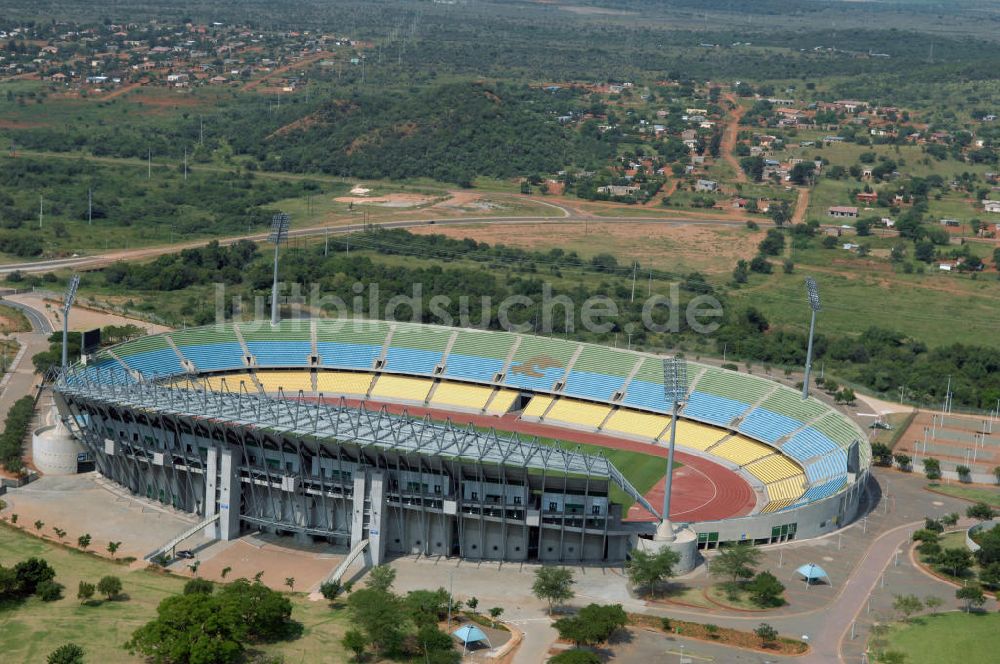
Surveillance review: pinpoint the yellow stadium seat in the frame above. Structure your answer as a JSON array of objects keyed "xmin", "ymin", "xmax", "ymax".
[
  {"xmin": 711, "ymin": 436, "xmax": 774, "ymax": 466},
  {"xmin": 665, "ymin": 420, "xmax": 727, "ymax": 451},
  {"xmin": 746, "ymin": 456, "xmax": 802, "ymax": 484},
  {"xmin": 316, "ymin": 372, "xmax": 374, "ymax": 396},
  {"xmin": 256, "ymin": 371, "xmax": 313, "ymax": 394},
  {"xmin": 544, "ymin": 399, "xmax": 611, "ymax": 429},
  {"xmin": 521, "ymin": 395, "xmax": 553, "ymax": 419},
  {"xmin": 370, "ymin": 375, "xmax": 432, "ymax": 403},
  {"xmin": 429, "ymin": 382, "xmax": 494, "ymax": 411},
  {"xmin": 602, "ymin": 409, "xmax": 670, "ymax": 440},
  {"xmin": 766, "ymin": 474, "xmax": 806, "ymax": 502},
  {"xmin": 171, "ymin": 373, "xmax": 254, "ymax": 392},
  {"xmin": 485, "ymin": 389, "xmax": 518, "ymax": 415}
]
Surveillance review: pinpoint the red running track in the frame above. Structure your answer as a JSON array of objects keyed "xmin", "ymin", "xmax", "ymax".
[{"xmin": 301, "ymin": 397, "xmax": 757, "ymax": 524}]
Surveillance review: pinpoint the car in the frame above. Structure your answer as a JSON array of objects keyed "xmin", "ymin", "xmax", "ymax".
[{"xmin": 176, "ymin": 550, "xmax": 195, "ymax": 559}]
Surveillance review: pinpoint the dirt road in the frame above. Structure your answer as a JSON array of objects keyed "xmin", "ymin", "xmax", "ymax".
[{"xmin": 721, "ymin": 92, "xmax": 747, "ymax": 182}]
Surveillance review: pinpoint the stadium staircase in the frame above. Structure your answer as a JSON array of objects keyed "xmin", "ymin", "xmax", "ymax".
[
  {"xmin": 143, "ymin": 513, "xmax": 220, "ymax": 561},
  {"xmin": 326, "ymin": 538, "xmax": 370, "ymax": 584}
]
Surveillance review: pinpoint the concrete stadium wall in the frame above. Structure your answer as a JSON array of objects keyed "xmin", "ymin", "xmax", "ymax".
[{"xmin": 31, "ymin": 424, "xmax": 84, "ymax": 476}]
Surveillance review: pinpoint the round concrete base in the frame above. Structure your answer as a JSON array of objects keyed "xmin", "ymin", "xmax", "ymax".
[
  {"xmin": 32, "ymin": 420, "xmax": 84, "ymax": 476},
  {"xmin": 632, "ymin": 526, "xmax": 699, "ymax": 574}
]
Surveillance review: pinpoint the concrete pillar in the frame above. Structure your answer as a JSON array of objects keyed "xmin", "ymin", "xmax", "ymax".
[
  {"xmin": 204, "ymin": 447, "xmax": 219, "ymax": 539},
  {"xmin": 350, "ymin": 473, "xmax": 366, "ymax": 551},
  {"xmin": 368, "ymin": 471, "xmax": 387, "ymax": 566},
  {"xmin": 218, "ymin": 446, "xmax": 241, "ymax": 540}
]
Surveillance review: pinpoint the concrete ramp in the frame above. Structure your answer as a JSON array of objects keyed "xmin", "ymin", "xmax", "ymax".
[
  {"xmin": 144, "ymin": 513, "xmax": 220, "ymax": 561},
  {"xmin": 326, "ymin": 538, "xmax": 370, "ymax": 584}
]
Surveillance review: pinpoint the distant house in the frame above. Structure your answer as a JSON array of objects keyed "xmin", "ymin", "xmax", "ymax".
[
  {"xmin": 856, "ymin": 192, "xmax": 878, "ymax": 204},
  {"xmin": 695, "ymin": 179, "xmax": 718, "ymax": 192},
  {"xmin": 982, "ymin": 200, "xmax": 1000, "ymax": 214},
  {"xmin": 828, "ymin": 206, "xmax": 858, "ymax": 219},
  {"xmin": 939, "ymin": 219, "xmax": 961, "ymax": 227},
  {"xmin": 597, "ymin": 185, "xmax": 640, "ymax": 197}
]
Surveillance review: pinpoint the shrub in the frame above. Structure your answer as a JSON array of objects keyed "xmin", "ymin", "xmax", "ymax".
[{"xmin": 36, "ymin": 579, "xmax": 64, "ymax": 602}]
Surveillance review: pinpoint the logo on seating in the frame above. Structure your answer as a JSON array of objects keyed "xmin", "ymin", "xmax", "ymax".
[{"xmin": 509, "ymin": 355, "xmax": 563, "ymax": 378}]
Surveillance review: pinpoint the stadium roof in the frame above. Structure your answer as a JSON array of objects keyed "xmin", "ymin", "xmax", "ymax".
[{"xmin": 55, "ymin": 367, "xmax": 661, "ymax": 519}]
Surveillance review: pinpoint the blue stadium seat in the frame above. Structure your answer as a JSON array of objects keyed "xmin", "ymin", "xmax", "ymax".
[
  {"xmin": 787, "ymin": 476, "xmax": 847, "ymax": 508},
  {"xmin": 317, "ymin": 342, "xmax": 381, "ymax": 370},
  {"xmin": 178, "ymin": 343, "xmax": 245, "ymax": 373},
  {"xmin": 443, "ymin": 354, "xmax": 505, "ymax": 382},
  {"xmin": 562, "ymin": 370, "xmax": 622, "ymax": 401},
  {"xmin": 781, "ymin": 427, "xmax": 839, "ymax": 463},
  {"xmin": 504, "ymin": 365, "xmax": 564, "ymax": 391},
  {"xmin": 247, "ymin": 341, "xmax": 312, "ymax": 367},
  {"xmin": 739, "ymin": 408, "xmax": 804, "ymax": 443},
  {"xmin": 621, "ymin": 379, "xmax": 669, "ymax": 412},
  {"xmin": 804, "ymin": 449, "xmax": 848, "ymax": 483},
  {"xmin": 384, "ymin": 347, "xmax": 442, "ymax": 375},
  {"xmin": 682, "ymin": 391, "xmax": 749, "ymax": 426},
  {"xmin": 122, "ymin": 348, "xmax": 184, "ymax": 378}
]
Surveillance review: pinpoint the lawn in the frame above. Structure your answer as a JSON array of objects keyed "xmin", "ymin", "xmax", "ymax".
[
  {"xmin": 879, "ymin": 611, "xmax": 1000, "ymax": 664},
  {"xmin": 0, "ymin": 523, "xmax": 351, "ymax": 663},
  {"xmin": 927, "ymin": 483, "xmax": 1000, "ymax": 507}
]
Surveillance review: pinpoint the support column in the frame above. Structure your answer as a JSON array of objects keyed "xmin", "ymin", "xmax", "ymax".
[
  {"xmin": 218, "ymin": 446, "xmax": 241, "ymax": 541},
  {"xmin": 350, "ymin": 473, "xmax": 367, "ymax": 551},
  {"xmin": 204, "ymin": 447, "xmax": 219, "ymax": 539},
  {"xmin": 368, "ymin": 471, "xmax": 388, "ymax": 566}
]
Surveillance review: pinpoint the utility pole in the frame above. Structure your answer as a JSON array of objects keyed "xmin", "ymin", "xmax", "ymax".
[
  {"xmin": 199, "ymin": 115, "xmax": 204, "ymax": 144},
  {"xmin": 630, "ymin": 262, "xmax": 637, "ymax": 302},
  {"xmin": 88, "ymin": 188, "xmax": 92, "ymax": 225},
  {"xmin": 61, "ymin": 275, "xmax": 80, "ymax": 369},
  {"xmin": 38, "ymin": 195, "xmax": 43, "ymax": 228},
  {"xmin": 147, "ymin": 148, "xmax": 151, "ymax": 179},
  {"xmin": 269, "ymin": 213, "xmax": 290, "ymax": 326},
  {"xmin": 183, "ymin": 147, "xmax": 188, "ymax": 181},
  {"xmin": 657, "ymin": 357, "xmax": 688, "ymax": 542},
  {"xmin": 802, "ymin": 277, "xmax": 822, "ymax": 399}
]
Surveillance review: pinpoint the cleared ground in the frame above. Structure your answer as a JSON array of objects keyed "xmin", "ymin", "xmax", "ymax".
[{"xmin": 880, "ymin": 611, "xmax": 1000, "ymax": 664}]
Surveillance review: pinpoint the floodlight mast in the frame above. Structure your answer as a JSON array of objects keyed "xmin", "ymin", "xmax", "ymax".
[
  {"xmin": 61, "ymin": 274, "xmax": 80, "ymax": 369},
  {"xmin": 657, "ymin": 356, "xmax": 688, "ymax": 542},
  {"xmin": 802, "ymin": 277, "xmax": 822, "ymax": 399},
  {"xmin": 269, "ymin": 213, "xmax": 290, "ymax": 326}
]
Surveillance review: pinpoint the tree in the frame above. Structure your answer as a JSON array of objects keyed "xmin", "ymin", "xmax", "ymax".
[
  {"xmin": 320, "ymin": 580, "xmax": 343, "ymax": 603},
  {"xmin": 532, "ymin": 566, "xmax": 575, "ymax": 614},
  {"xmin": 47, "ymin": 643, "xmax": 84, "ymax": 664},
  {"xmin": 221, "ymin": 566, "xmax": 232, "ymax": 579},
  {"xmin": 893, "ymin": 453, "xmax": 911, "ymax": 469},
  {"xmin": 979, "ymin": 561, "xmax": 1000, "ymax": 589},
  {"xmin": 466, "ymin": 596, "xmax": 478, "ymax": 613},
  {"xmin": 284, "ymin": 577, "xmax": 295, "ymax": 590},
  {"xmin": 940, "ymin": 513, "xmax": 959, "ymax": 527},
  {"xmin": 347, "ymin": 588, "xmax": 405, "ymax": 657},
  {"xmin": 711, "ymin": 544, "xmax": 762, "ymax": 585},
  {"xmin": 923, "ymin": 458, "xmax": 941, "ymax": 480},
  {"xmin": 37, "ymin": 579, "xmax": 64, "ymax": 601},
  {"xmin": 871, "ymin": 442, "xmax": 893, "ymax": 466},
  {"xmin": 97, "ymin": 575, "xmax": 122, "ymax": 601},
  {"xmin": 77, "ymin": 581, "xmax": 95, "ymax": 603},
  {"xmin": 923, "ymin": 596, "xmax": 944, "ymax": 614},
  {"xmin": 342, "ymin": 629, "xmax": 367, "ymax": 662},
  {"xmin": 77, "ymin": 534, "xmax": 91, "ymax": 550},
  {"xmin": 746, "ymin": 571, "xmax": 785, "ymax": 607},
  {"xmin": 892, "ymin": 594, "xmax": 923, "ymax": 622},
  {"xmin": 126, "ymin": 591, "xmax": 244, "ymax": 664},
  {"xmin": 553, "ymin": 603, "xmax": 627, "ymax": 646},
  {"xmin": 994, "ymin": 466, "xmax": 1000, "ymax": 484},
  {"xmin": 549, "ymin": 650, "xmax": 602, "ymax": 664},
  {"xmin": 966, "ymin": 502, "xmax": 994, "ymax": 521},
  {"xmin": 626, "ymin": 548, "xmax": 680, "ymax": 597},
  {"xmin": 12, "ymin": 557, "xmax": 55, "ymax": 596},
  {"xmin": 754, "ymin": 623, "xmax": 778, "ymax": 647},
  {"xmin": 938, "ymin": 548, "xmax": 972, "ymax": 577},
  {"xmin": 956, "ymin": 585, "xmax": 986, "ymax": 612},
  {"xmin": 749, "ymin": 255, "xmax": 773, "ymax": 274},
  {"xmin": 106, "ymin": 541, "xmax": 121, "ymax": 558},
  {"xmin": 956, "ymin": 465, "xmax": 972, "ymax": 481},
  {"xmin": 364, "ymin": 564, "xmax": 396, "ymax": 593},
  {"xmin": 732, "ymin": 259, "xmax": 749, "ymax": 284},
  {"xmin": 489, "ymin": 606, "xmax": 504, "ymax": 627},
  {"xmin": 52, "ymin": 527, "xmax": 66, "ymax": 540},
  {"xmin": 217, "ymin": 579, "xmax": 293, "ymax": 642},
  {"xmin": 34, "ymin": 519, "xmax": 44, "ymax": 531}
]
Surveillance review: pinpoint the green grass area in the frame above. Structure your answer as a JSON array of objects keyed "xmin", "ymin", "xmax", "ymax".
[
  {"xmin": 879, "ymin": 612, "xmax": 1000, "ymax": 664},
  {"xmin": 0, "ymin": 523, "xmax": 351, "ymax": 663},
  {"xmin": 0, "ymin": 304, "xmax": 31, "ymax": 333},
  {"xmin": 927, "ymin": 483, "xmax": 1000, "ymax": 507}
]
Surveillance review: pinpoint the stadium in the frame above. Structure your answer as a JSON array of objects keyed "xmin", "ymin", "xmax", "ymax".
[{"xmin": 52, "ymin": 319, "xmax": 870, "ymax": 567}]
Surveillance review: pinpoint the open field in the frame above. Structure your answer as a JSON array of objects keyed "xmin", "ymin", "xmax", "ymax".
[
  {"xmin": 926, "ymin": 483, "xmax": 1000, "ymax": 507},
  {"xmin": 0, "ymin": 522, "xmax": 352, "ymax": 663},
  {"xmin": 879, "ymin": 611, "xmax": 1000, "ymax": 664}
]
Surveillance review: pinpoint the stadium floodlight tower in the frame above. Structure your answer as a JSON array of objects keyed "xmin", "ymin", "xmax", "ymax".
[
  {"xmin": 268, "ymin": 212, "xmax": 290, "ymax": 326},
  {"xmin": 802, "ymin": 276, "xmax": 822, "ymax": 399},
  {"xmin": 656, "ymin": 356, "xmax": 688, "ymax": 542},
  {"xmin": 61, "ymin": 274, "xmax": 80, "ymax": 369}
]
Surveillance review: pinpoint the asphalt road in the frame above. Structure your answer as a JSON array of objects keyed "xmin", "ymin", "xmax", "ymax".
[{"xmin": 1, "ymin": 297, "xmax": 54, "ymax": 333}]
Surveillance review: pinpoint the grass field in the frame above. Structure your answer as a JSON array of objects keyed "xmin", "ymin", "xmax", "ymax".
[
  {"xmin": 879, "ymin": 612, "xmax": 1000, "ymax": 664},
  {"xmin": 927, "ymin": 483, "xmax": 1000, "ymax": 507},
  {"xmin": 0, "ymin": 523, "xmax": 351, "ymax": 663}
]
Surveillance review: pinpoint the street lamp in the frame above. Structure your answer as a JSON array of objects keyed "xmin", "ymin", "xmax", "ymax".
[
  {"xmin": 268, "ymin": 213, "xmax": 290, "ymax": 326},
  {"xmin": 657, "ymin": 356, "xmax": 688, "ymax": 542},
  {"xmin": 802, "ymin": 276, "xmax": 821, "ymax": 399},
  {"xmin": 61, "ymin": 274, "xmax": 80, "ymax": 369}
]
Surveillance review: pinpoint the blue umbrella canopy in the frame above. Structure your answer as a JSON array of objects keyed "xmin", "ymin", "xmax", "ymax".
[
  {"xmin": 795, "ymin": 563, "xmax": 830, "ymax": 582},
  {"xmin": 453, "ymin": 624, "xmax": 489, "ymax": 644}
]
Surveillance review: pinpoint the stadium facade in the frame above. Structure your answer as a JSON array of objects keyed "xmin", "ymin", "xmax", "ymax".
[{"xmin": 54, "ymin": 319, "xmax": 870, "ymax": 564}]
